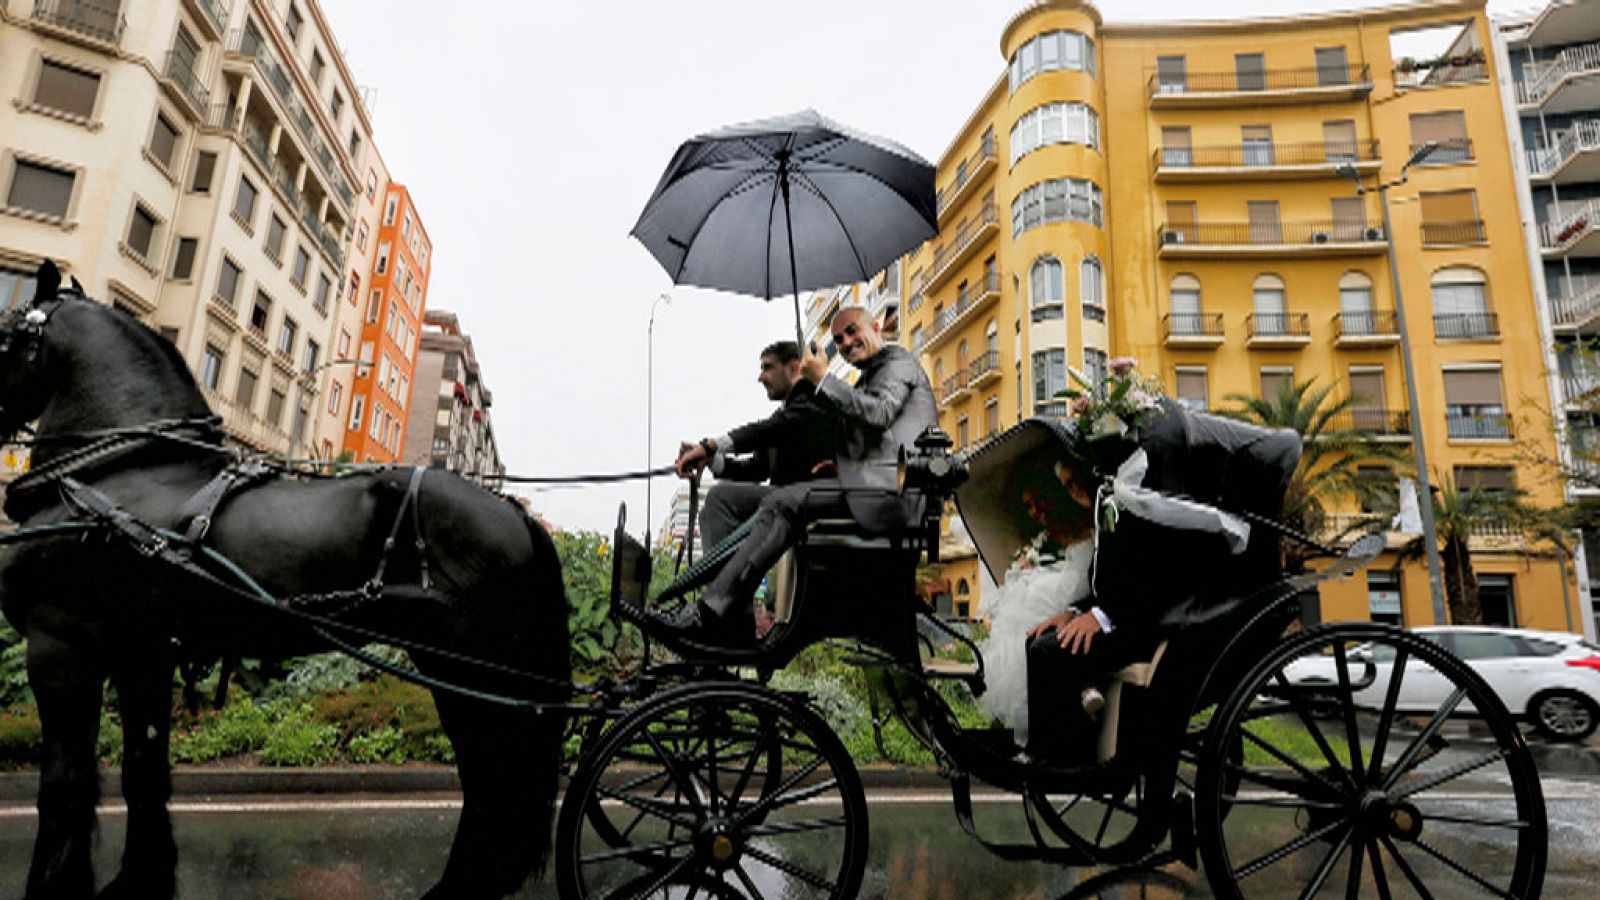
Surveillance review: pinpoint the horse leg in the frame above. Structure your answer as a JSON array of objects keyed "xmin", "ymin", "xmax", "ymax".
[
  {"xmin": 98, "ymin": 657, "xmax": 177, "ymax": 899},
  {"xmin": 423, "ymin": 692, "xmax": 558, "ymax": 899},
  {"xmin": 24, "ymin": 630, "xmax": 105, "ymax": 900}
]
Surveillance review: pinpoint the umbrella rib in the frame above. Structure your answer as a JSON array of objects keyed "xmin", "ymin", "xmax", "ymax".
[
  {"xmin": 666, "ymin": 170, "xmax": 775, "ymax": 282},
  {"xmin": 791, "ymin": 171, "xmax": 871, "ymax": 284},
  {"xmin": 764, "ymin": 168, "xmax": 781, "ymax": 302},
  {"xmin": 791, "ymin": 135, "xmax": 848, "ymax": 163},
  {"xmin": 791, "ymin": 156, "xmax": 928, "ymax": 219}
]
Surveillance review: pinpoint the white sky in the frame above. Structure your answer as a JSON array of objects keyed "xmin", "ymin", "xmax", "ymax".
[{"xmin": 320, "ymin": 0, "xmax": 1528, "ymax": 535}]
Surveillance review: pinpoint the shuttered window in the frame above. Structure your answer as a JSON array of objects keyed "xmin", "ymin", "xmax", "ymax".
[
  {"xmin": 1323, "ymin": 120, "xmax": 1358, "ymax": 162},
  {"xmin": 190, "ymin": 151, "xmax": 216, "ymax": 193},
  {"xmin": 1349, "ymin": 370, "xmax": 1385, "ymax": 410},
  {"xmin": 1260, "ymin": 369, "xmax": 1293, "ymax": 401},
  {"xmin": 1235, "ymin": 53, "xmax": 1266, "ymax": 91},
  {"xmin": 1443, "ymin": 369, "xmax": 1503, "ymax": 406},
  {"xmin": 1242, "ymin": 125, "xmax": 1274, "ymax": 165},
  {"xmin": 34, "ymin": 60, "xmax": 99, "ymax": 118},
  {"xmin": 126, "ymin": 205, "xmax": 158, "ymax": 259},
  {"xmin": 1315, "ymin": 46, "xmax": 1349, "ymax": 85},
  {"xmin": 170, "ymin": 237, "xmax": 197, "ymax": 280},
  {"xmin": 1175, "ymin": 369, "xmax": 1208, "ymax": 411},
  {"xmin": 1419, "ymin": 190, "xmax": 1481, "ymax": 243},
  {"xmin": 1157, "ymin": 56, "xmax": 1187, "ymax": 92},
  {"xmin": 1161, "ymin": 127, "xmax": 1192, "ymax": 165},
  {"xmin": 7, "ymin": 160, "xmax": 74, "ymax": 219},
  {"xmin": 1410, "ymin": 111, "xmax": 1470, "ymax": 161},
  {"xmin": 148, "ymin": 114, "xmax": 180, "ymax": 170}
]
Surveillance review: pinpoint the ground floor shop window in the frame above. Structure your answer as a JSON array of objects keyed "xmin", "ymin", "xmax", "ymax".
[
  {"xmin": 1478, "ymin": 574, "xmax": 1515, "ymax": 627},
  {"xmin": 1368, "ymin": 570, "xmax": 1403, "ymax": 626}
]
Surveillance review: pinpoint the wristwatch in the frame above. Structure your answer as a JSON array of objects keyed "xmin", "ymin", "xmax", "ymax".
[{"xmin": 699, "ymin": 438, "xmax": 717, "ymax": 455}]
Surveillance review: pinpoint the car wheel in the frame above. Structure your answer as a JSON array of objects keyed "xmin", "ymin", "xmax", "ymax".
[{"xmin": 1531, "ymin": 690, "xmax": 1598, "ymax": 742}]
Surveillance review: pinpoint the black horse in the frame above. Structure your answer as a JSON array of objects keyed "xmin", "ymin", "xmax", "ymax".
[{"xmin": 0, "ymin": 263, "xmax": 571, "ymax": 898}]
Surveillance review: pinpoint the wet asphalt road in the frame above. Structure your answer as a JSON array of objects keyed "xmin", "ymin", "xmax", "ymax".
[{"xmin": 2, "ymin": 773, "xmax": 1598, "ymax": 899}]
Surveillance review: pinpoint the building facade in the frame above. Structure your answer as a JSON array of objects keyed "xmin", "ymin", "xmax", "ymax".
[
  {"xmin": 403, "ymin": 308, "xmax": 503, "ymax": 486},
  {"xmin": 899, "ymin": 0, "xmax": 1581, "ymax": 633},
  {"xmin": 0, "ymin": 0, "xmax": 377, "ymax": 459}
]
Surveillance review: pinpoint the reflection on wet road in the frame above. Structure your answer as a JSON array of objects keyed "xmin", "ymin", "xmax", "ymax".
[{"xmin": 3, "ymin": 781, "xmax": 1598, "ymax": 898}]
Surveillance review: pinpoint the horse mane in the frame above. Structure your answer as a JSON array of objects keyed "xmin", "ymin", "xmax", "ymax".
[{"xmin": 74, "ymin": 295, "xmax": 205, "ymax": 395}]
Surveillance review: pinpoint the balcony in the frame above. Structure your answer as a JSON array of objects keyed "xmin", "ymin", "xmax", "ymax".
[
  {"xmin": 184, "ymin": 0, "xmax": 228, "ymax": 39},
  {"xmin": 1156, "ymin": 220, "xmax": 1385, "ymax": 258},
  {"xmin": 924, "ymin": 201, "xmax": 998, "ymax": 293},
  {"xmin": 1541, "ymin": 199, "xmax": 1600, "ymax": 258},
  {"xmin": 1334, "ymin": 311, "xmax": 1400, "ymax": 347},
  {"xmin": 939, "ymin": 373, "xmax": 971, "ymax": 407},
  {"xmin": 1410, "ymin": 139, "xmax": 1474, "ymax": 166},
  {"xmin": 1329, "ymin": 409, "xmax": 1412, "ymax": 440},
  {"xmin": 935, "ymin": 133, "xmax": 997, "ymax": 224},
  {"xmin": 1420, "ymin": 219, "xmax": 1486, "ymax": 247},
  {"xmin": 160, "ymin": 51, "xmax": 211, "ymax": 120},
  {"xmin": 1518, "ymin": 39, "xmax": 1600, "ymax": 113},
  {"xmin": 1434, "ymin": 312, "xmax": 1499, "ymax": 340},
  {"xmin": 1163, "ymin": 312, "xmax": 1224, "ymax": 347},
  {"xmin": 1550, "ymin": 276, "xmax": 1600, "ymax": 335},
  {"xmin": 967, "ymin": 349, "xmax": 1001, "ymax": 390},
  {"xmin": 1394, "ymin": 59, "xmax": 1489, "ymax": 91},
  {"xmin": 1562, "ymin": 367, "xmax": 1600, "ymax": 407},
  {"xmin": 1528, "ymin": 120, "xmax": 1600, "ymax": 184},
  {"xmin": 1152, "ymin": 139, "xmax": 1381, "ymax": 182},
  {"xmin": 923, "ymin": 271, "xmax": 1000, "ymax": 354},
  {"xmin": 1245, "ymin": 312, "xmax": 1311, "ymax": 348},
  {"xmin": 1446, "ymin": 412, "xmax": 1513, "ymax": 441},
  {"xmin": 31, "ymin": 0, "xmax": 125, "ymax": 51},
  {"xmin": 1034, "ymin": 399, "xmax": 1071, "ymax": 419},
  {"xmin": 1148, "ymin": 64, "xmax": 1372, "ymax": 107}
]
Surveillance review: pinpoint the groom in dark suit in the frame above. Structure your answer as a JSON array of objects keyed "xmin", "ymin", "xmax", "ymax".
[{"xmin": 655, "ymin": 306, "xmax": 937, "ymax": 645}]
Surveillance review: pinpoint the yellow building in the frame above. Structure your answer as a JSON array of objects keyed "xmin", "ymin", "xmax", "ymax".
[{"xmin": 899, "ymin": 0, "xmax": 1583, "ymax": 632}]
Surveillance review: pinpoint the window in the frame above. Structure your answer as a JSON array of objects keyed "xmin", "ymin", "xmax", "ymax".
[
  {"xmin": 376, "ymin": 242, "xmax": 390, "ymax": 274},
  {"xmin": 1349, "ymin": 369, "xmax": 1388, "ymax": 431},
  {"xmin": 1357, "ymin": 466, "xmax": 1396, "ymax": 512},
  {"xmin": 266, "ymin": 388, "xmax": 286, "ymax": 427},
  {"xmin": 200, "ymin": 343, "xmax": 224, "ymax": 390},
  {"xmin": 1452, "ymin": 624, "xmax": 1520, "ymax": 656},
  {"xmin": 7, "ymin": 158, "xmax": 75, "ymax": 220},
  {"xmin": 265, "ymin": 214, "xmax": 286, "ymax": 261},
  {"xmin": 215, "ymin": 257, "xmax": 241, "ymax": 308},
  {"xmin": 291, "ymin": 245, "xmax": 310, "ymax": 288},
  {"xmin": 383, "ymin": 195, "xmax": 397, "ymax": 225},
  {"xmin": 1323, "ymin": 120, "xmax": 1358, "ymax": 163},
  {"xmin": 1367, "ymin": 571, "xmax": 1402, "ymax": 625},
  {"xmin": 314, "ymin": 274, "xmax": 332, "ymax": 313},
  {"xmin": 1331, "ymin": 197, "xmax": 1367, "ymax": 240},
  {"xmin": 1008, "ymin": 30, "xmax": 1095, "ymax": 92},
  {"xmin": 327, "ymin": 380, "xmax": 343, "ymax": 415},
  {"xmin": 309, "ymin": 49, "xmax": 326, "ymax": 85},
  {"xmin": 1242, "ymin": 125, "xmax": 1274, "ymax": 166},
  {"xmin": 366, "ymin": 170, "xmax": 377, "ymax": 200},
  {"xmin": 1030, "ymin": 258, "xmax": 1064, "ymax": 322},
  {"xmin": 1432, "ymin": 267, "xmax": 1493, "ymax": 338},
  {"xmin": 34, "ymin": 59, "xmax": 100, "ymax": 119},
  {"xmin": 366, "ymin": 289, "xmax": 382, "ymax": 323},
  {"xmin": 285, "ymin": 5, "xmax": 303, "ymax": 41},
  {"xmin": 1260, "ymin": 368, "xmax": 1293, "ymax": 401},
  {"xmin": 1161, "ymin": 127, "xmax": 1192, "ymax": 166},
  {"xmin": 337, "ymin": 328, "xmax": 351, "ymax": 358},
  {"xmin": 370, "ymin": 405, "xmax": 383, "ymax": 439},
  {"xmin": 190, "ymin": 151, "xmax": 216, "ymax": 193},
  {"xmin": 348, "ymin": 129, "xmax": 361, "ymax": 160},
  {"xmin": 1443, "ymin": 368, "xmax": 1508, "ymax": 439},
  {"xmin": 250, "ymin": 291, "xmax": 271, "ymax": 335},
  {"xmin": 356, "ymin": 220, "xmax": 368, "ymax": 252},
  {"xmin": 1253, "ymin": 274, "xmax": 1287, "ymax": 334},
  {"xmin": 1339, "ymin": 272, "xmax": 1376, "ymax": 333},
  {"xmin": 1084, "ymin": 348, "xmax": 1108, "ymax": 395},
  {"xmin": 1080, "ymin": 257, "xmax": 1104, "ymax": 312},
  {"xmin": 1032, "ymin": 349, "xmax": 1066, "ymax": 414},
  {"xmin": 1011, "ymin": 178, "xmax": 1102, "ymax": 237},
  {"xmin": 125, "ymin": 203, "xmax": 159, "ymax": 261},
  {"xmin": 330, "ymin": 89, "xmax": 344, "ymax": 121},
  {"xmin": 1009, "ymin": 103, "xmax": 1100, "ymax": 164},
  {"xmin": 1175, "ymin": 368, "xmax": 1208, "ymax": 411},
  {"xmin": 0, "ymin": 266, "xmax": 38, "ymax": 311},
  {"xmin": 910, "ymin": 325, "xmax": 924, "ymax": 354},
  {"xmin": 387, "ymin": 300, "xmax": 399, "ymax": 337},
  {"xmin": 1248, "ymin": 200, "xmax": 1282, "ymax": 243},
  {"xmin": 1410, "ymin": 111, "xmax": 1471, "ymax": 163},
  {"xmin": 278, "ymin": 317, "xmax": 297, "ymax": 356},
  {"xmin": 1156, "ymin": 55, "xmax": 1187, "ymax": 93},
  {"xmin": 235, "ymin": 364, "xmax": 258, "ymax": 408},
  {"xmin": 402, "ymin": 209, "xmax": 413, "ymax": 241},
  {"xmin": 1235, "ymin": 52, "xmax": 1267, "ymax": 91},
  {"xmin": 148, "ymin": 113, "xmax": 180, "ymax": 172},
  {"xmin": 170, "ymin": 237, "xmax": 198, "ymax": 280},
  {"xmin": 1169, "ymin": 274, "xmax": 1203, "ymax": 334},
  {"xmin": 347, "ymin": 271, "xmax": 360, "ymax": 306},
  {"xmin": 1164, "ymin": 201, "xmax": 1197, "ymax": 243},
  {"xmin": 1419, "ymin": 189, "xmax": 1482, "ymax": 244},
  {"xmin": 984, "ymin": 397, "xmax": 999, "ymax": 438},
  {"xmin": 303, "ymin": 338, "xmax": 319, "ymax": 373},
  {"xmin": 1315, "ymin": 46, "xmax": 1350, "ymax": 86},
  {"xmin": 1454, "ymin": 465, "xmax": 1514, "ymax": 495},
  {"xmin": 233, "ymin": 176, "xmax": 258, "ymax": 227},
  {"xmin": 348, "ymin": 394, "xmax": 365, "ymax": 431}
]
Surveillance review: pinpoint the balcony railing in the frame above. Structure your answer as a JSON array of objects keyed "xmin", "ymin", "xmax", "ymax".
[
  {"xmin": 162, "ymin": 52, "xmax": 210, "ymax": 115},
  {"xmin": 935, "ymin": 133, "xmax": 997, "ymax": 219},
  {"xmin": 1157, "ymin": 220, "xmax": 1383, "ymax": 249},
  {"xmin": 1034, "ymin": 399, "xmax": 1071, "ymax": 419},
  {"xmin": 1528, "ymin": 119, "xmax": 1600, "ymax": 179},
  {"xmin": 1541, "ymin": 198, "xmax": 1600, "ymax": 251},
  {"xmin": 32, "ymin": 0, "xmax": 125, "ymax": 47},
  {"xmin": 1411, "ymin": 139, "xmax": 1474, "ymax": 165},
  {"xmin": 939, "ymin": 373, "xmax": 969, "ymax": 405},
  {"xmin": 1331, "ymin": 409, "xmax": 1412, "ymax": 437},
  {"xmin": 1563, "ymin": 368, "xmax": 1600, "ymax": 405},
  {"xmin": 1148, "ymin": 63, "xmax": 1371, "ymax": 98},
  {"xmin": 1246, "ymin": 312, "xmax": 1310, "ymax": 339},
  {"xmin": 1519, "ymin": 39, "xmax": 1600, "ymax": 106},
  {"xmin": 926, "ymin": 201, "xmax": 997, "ymax": 290},
  {"xmin": 1335, "ymin": 310, "xmax": 1399, "ymax": 338},
  {"xmin": 928, "ymin": 271, "xmax": 999, "ymax": 342},
  {"xmin": 1395, "ymin": 59, "xmax": 1489, "ymax": 89},
  {"xmin": 1420, "ymin": 220, "xmax": 1485, "ymax": 246},
  {"xmin": 1163, "ymin": 312, "xmax": 1224, "ymax": 339},
  {"xmin": 1551, "ymin": 276, "xmax": 1600, "ymax": 330},
  {"xmin": 967, "ymin": 350, "xmax": 1000, "ymax": 386},
  {"xmin": 187, "ymin": 0, "xmax": 227, "ymax": 35},
  {"xmin": 1153, "ymin": 139, "xmax": 1380, "ymax": 171},
  {"xmin": 1434, "ymin": 312, "xmax": 1499, "ymax": 339},
  {"xmin": 1447, "ymin": 412, "xmax": 1513, "ymax": 440}
]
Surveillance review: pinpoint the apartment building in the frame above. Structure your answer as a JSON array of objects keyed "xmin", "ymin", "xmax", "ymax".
[
  {"xmin": 0, "ymin": 0, "xmax": 375, "ymax": 459},
  {"xmin": 342, "ymin": 182, "xmax": 428, "ymax": 462},
  {"xmin": 899, "ymin": 0, "xmax": 1579, "ymax": 631},
  {"xmin": 1498, "ymin": 0, "xmax": 1600, "ymax": 638},
  {"xmin": 403, "ymin": 309, "xmax": 503, "ymax": 487}
]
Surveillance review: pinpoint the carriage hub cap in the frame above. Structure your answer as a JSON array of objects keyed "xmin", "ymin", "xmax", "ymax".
[{"xmin": 697, "ymin": 819, "xmax": 742, "ymax": 867}]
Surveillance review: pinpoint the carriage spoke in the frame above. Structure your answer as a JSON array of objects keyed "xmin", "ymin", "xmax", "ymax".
[
  {"xmin": 616, "ymin": 851, "xmax": 701, "ymax": 900},
  {"xmin": 1381, "ymin": 688, "xmax": 1466, "ymax": 792},
  {"xmin": 645, "ymin": 728, "xmax": 707, "ymax": 815},
  {"xmin": 1366, "ymin": 835, "xmax": 1394, "ymax": 900},
  {"xmin": 728, "ymin": 719, "xmax": 779, "ymax": 809},
  {"xmin": 1377, "ymin": 834, "xmax": 1434, "ymax": 900},
  {"xmin": 1297, "ymin": 825, "xmax": 1353, "ymax": 900},
  {"xmin": 1232, "ymin": 815, "xmax": 1348, "ymax": 881},
  {"xmin": 1237, "ymin": 728, "xmax": 1346, "ymax": 800},
  {"xmin": 733, "ymin": 757, "xmax": 826, "ymax": 826},
  {"xmin": 1366, "ymin": 647, "xmax": 1409, "ymax": 784},
  {"xmin": 744, "ymin": 844, "xmax": 839, "ymax": 892},
  {"xmin": 1409, "ymin": 837, "xmax": 1517, "ymax": 899},
  {"xmin": 744, "ymin": 815, "xmax": 848, "ymax": 838},
  {"xmin": 1410, "ymin": 810, "xmax": 1530, "ymax": 830},
  {"xmin": 705, "ymin": 722, "xmax": 723, "ymax": 816},
  {"xmin": 731, "ymin": 860, "xmax": 770, "ymax": 900},
  {"xmin": 1390, "ymin": 748, "xmax": 1511, "ymax": 801},
  {"xmin": 595, "ymin": 782, "xmax": 699, "ymax": 831},
  {"xmin": 1332, "ymin": 645, "xmax": 1366, "ymax": 779},
  {"xmin": 1343, "ymin": 835, "xmax": 1365, "ymax": 900},
  {"xmin": 1092, "ymin": 794, "xmax": 1119, "ymax": 846},
  {"xmin": 1272, "ymin": 672, "xmax": 1357, "ymax": 791},
  {"xmin": 1221, "ymin": 793, "xmax": 1344, "ymax": 811},
  {"xmin": 1226, "ymin": 760, "xmax": 1340, "ymax": 802},
  {"xmin": 580, "ymin": 834, "xmax": 698, "ymax": 865}
]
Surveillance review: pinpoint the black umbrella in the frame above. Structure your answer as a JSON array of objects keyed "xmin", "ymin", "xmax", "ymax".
[{"xmin": 632, "ymin": 110, "xmax": 938, "ymax": 346}]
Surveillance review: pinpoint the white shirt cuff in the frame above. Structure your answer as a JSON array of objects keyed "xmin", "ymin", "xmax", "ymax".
[
  {"xmin": 706, "ymin": 434, "xmax": 733, "ymax": 475},
  {"xmin": 1089, "ymin": 606, "xmax": 1114, "ymax": 634}
]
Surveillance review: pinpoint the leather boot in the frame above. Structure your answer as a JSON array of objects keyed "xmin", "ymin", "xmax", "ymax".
[{"xmin": 698, "ymin": 505, "xmax": 795, "ymax": 620}]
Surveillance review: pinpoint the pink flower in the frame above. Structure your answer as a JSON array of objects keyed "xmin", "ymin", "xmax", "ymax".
[
  {"xmin": 1109, "ymin": 356, "xmax": 1138, "ymax": 376},
  {"xmin": 1071, "ymin": 395, "xmax": 1092, "ymax": 415}
]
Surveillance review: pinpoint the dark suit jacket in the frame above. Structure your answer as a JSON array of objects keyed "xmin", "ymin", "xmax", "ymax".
[
  {"xmin": 721, "ymin": 381, "xmax": 837, "ymax": 487},
  {"xmin": 812, "ymin": 344, "xmax": 937, "ymax": 530}
]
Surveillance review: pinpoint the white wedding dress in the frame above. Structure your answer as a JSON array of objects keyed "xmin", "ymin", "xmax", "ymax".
[{"xmin": 975, "ymin": 539, "xmax": 1094, "ymax": 744}]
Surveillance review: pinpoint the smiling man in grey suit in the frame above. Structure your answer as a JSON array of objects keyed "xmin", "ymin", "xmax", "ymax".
[{"xmin": 654, "ymin": 305, "xmax": 937, "ymax": 646}]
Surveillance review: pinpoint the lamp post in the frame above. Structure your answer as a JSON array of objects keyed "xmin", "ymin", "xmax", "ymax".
[
  {"xmin": 1339, "ymin": 142, "xmax": 1449, "ymax": 625},
  {"xmin": 287, "ymin": 356, "xmax": 368, "ymax": 468},
  {"xmin": 646, "ymin": 293, "xmax": 671, "ymax": 545}
]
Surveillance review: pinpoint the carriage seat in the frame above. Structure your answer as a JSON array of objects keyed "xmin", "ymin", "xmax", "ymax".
[{"xmin": 1097, "ymin": 641, "xmax": 1169, "ymax": 763}]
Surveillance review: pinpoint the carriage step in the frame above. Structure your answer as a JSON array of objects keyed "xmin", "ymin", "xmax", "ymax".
[{"xmin": 921, "ymin": 657, "xmax": 979, "ymax": 677}]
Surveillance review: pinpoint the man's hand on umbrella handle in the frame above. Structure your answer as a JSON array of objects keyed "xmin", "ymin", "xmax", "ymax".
[
  {"xmin": 800, "ymin": 341, "xmax": 828, "ymax": 385},
  {"xmin": 675, "ymin": 441, "xmax": 707, "ymax": 478}
]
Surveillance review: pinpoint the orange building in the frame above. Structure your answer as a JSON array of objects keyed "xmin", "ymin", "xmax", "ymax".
[{"xmin": 342, "ymin": 183, "xmax": 430, "ymax": 461}]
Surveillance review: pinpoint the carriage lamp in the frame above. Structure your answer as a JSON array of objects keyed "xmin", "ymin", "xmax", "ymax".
[{"xmin": 897, "ymin": 427, "xmax": 968, "ymax": 495}]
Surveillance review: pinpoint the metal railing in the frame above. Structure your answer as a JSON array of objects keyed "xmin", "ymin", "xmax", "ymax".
[
  {"xmin": 939, "ymin": 373, "xmax": 967, "ymax": 404},
  {"xmin": 929, "ymin": 271, "xmax": 999, "ymax": 338},
  {"xmin": 1410, "ymin": 139, "xmax": 1473, "ymax": 165},
  {"xmin": 32, "ymin": 0, "xmax": 125, "ymax": 46},
  {"xmin": 1148, "ymin": 63, "xmax": 1370, "ymax": 96},
  {"xmin": 1153, "ymin": 139, "xmax": 1379, "ymax": 170},
  {"xmin": 1034, "ymin": 399, "xmax": 1071, "ymax": 419},
  {"xmin": 1163, "ymin": 312, "xmax": 1224, "ymax": 338},
  {"xmin": 1395, "ymin": 59, "xmax": 1489, "ymax": 89},
  {"xmin": 1519, "ymin": 39, "xmax": 1600, "ymax": 105},
  {"xmin": 1247, "ymin": 312, "xmax": 1310, "ymax": 338},
  {"xmin": 1434, "ymin": 312, "xmax": 1499, "ymax": 339},
  {"xmin": 1562, "ymin": 369, "xmax": 1600, "ymax": 405},
  {"xmin": 1335, "ymin": 310, "xmax": 1399, "ymax": 337},
  {"xmin": 1541, "ymin": 198, "xmax": 1600, "ymax": 250},
  {"xmin": 1330, "ymin": 408, "xmax": 1411, "ymax": 436},
  {"xmin": 205, "ymin": 102, "xmax": 239, "ymax": 131},
  {"xmin": 190, "ymin": 0, "xmax": 227, "ymax": 33},
  {"xmin": 163, "ymin": 51, "xmax": 210, "ymax": 113},
  {"xmin": 1420, "ymin": 219, "xmax": 1485, "ymax": 246},
  {"xmin": 928, "ymin": 201, "xmax": 997, "ymax": 281},
  {"xmin": 935, "ymin": 133, "xmax": 996, "ymax": 218},
  {"xmin": 1157, "ymin": 220, "xmax": 1382, "ymax": 248},
  {"xmin": 967, "ymin": 350, "xmax": 999, "ymax": 385},
  {"xmin": 1446, "ymin": 412, "xmax": 1513, "ymax": 440},
  {"xmin": 1551, "ymin": 276, "xmax": 1600, "ymax": 328},
  {"xmin": 1528, "ymin": 119, "xmax": 1600, "ymax": 177}
]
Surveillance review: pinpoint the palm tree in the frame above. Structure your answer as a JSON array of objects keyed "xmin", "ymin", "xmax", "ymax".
[
  {"xmin": 1397, "ymin": 472, "xmax": 1550, "ymax": 626},
  {"xmin": 1223, "ymin": 378, "xmax": 1405, "ymax": 572}
]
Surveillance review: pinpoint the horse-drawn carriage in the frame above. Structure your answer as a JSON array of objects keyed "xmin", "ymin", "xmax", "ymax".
[{"xmin": 0, "ymin": 267, "xmax": 1547, "ymax": 900}]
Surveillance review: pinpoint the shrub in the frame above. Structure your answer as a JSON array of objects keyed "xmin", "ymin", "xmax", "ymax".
[
  {"xmin": 170, "ymin": 696, "xmax": 273, "ymax": 764},
  {"xmin": 347, "ymin": 726, "xmax": 407, "ymax": 764},
  {"xmin": 0, "ymin": 706, "xmax": 42, "ymax": 771},
  {"xmin": 259, "ymin": 704, "xmax": 339, "ymax": 766},
  {"xmin": 312, "ymin": 674, "xmax": 446, "ymax": 762},
  {"xmin": 0, "ymin": 622, "xmax": 29, "ymax": 707},
  {"xmin": 97, "ymin": 708, "xmax": 122, "ymax": 767}
]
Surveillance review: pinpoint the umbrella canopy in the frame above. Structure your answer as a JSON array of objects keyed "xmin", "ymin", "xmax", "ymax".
[{"xmin": 632, "ymin": 110, "xmax": 938, "ymax": 344}]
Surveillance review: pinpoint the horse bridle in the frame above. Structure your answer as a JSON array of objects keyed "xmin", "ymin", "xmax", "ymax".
[{"xmin": 0, "ymin": 295, "xmax": 63, "ymax": 440}]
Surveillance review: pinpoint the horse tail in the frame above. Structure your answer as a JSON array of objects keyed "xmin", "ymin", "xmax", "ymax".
[{"xmin": 518, "ymin": 505, "xmax": 571, "ymax": 874}]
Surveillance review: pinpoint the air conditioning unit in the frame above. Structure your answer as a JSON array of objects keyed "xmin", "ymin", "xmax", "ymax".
[
  {"xmin": 1363, "ymin": 227, "xmax": 1385, "ymax": 241},
  {"xmin": 1311, "ymin": 231, "xmax": 1332, "ymax": 244},
  {"xmin": 1163, "ymin": 230, "xmax": 1187, "ymax": 244}
]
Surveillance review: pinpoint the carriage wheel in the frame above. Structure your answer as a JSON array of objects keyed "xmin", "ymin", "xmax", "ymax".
[
  {"xmin": 1195, "ymin": 623, "xmax": 1546, "ymax": 899},
  {"xmin": 555, "ymin": 683, "xmax": 868, "ymax": 899}
]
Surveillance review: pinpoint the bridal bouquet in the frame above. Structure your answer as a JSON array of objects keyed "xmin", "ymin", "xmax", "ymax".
[{"xmin": 1057, "ymin": 357, "xmax": 1170, "ymax": 530}]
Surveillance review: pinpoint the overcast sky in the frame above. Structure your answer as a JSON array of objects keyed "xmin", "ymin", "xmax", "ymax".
[{"xmin": 320, "ymin": 0, "xmax": 1531, "ymax": 535}]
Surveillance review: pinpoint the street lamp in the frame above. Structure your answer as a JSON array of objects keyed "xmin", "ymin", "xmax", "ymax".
[
  {"xmin": 287, "ymin": 356, "xmax": 369, "ymax": 468},
  {"xmin": 1339, "ymin": 140, "xmax": 1450, "ymax": 625},
  {"xmin": 646, "ymin": 293, "xmax": 671, "ymax": 545}
]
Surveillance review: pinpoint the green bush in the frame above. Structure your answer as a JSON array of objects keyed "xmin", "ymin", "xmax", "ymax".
[
  {"xmin": 170, "ymin": 696, "xmax": 272, "ymax": 764},
  {"xmin": 0, "ymin": 622, "xmax": 28, "ymax": 708},
  {"xmin": 259, "ymin": 704, "xmax": 339, "ymax": 766},
  {"xmin": 312, "ymin": 674, "xmax": 446, "ymax": 763},
  {"xmin": 97, "ymin": 708, "xmax": 123, "ymax": 767},
  {"xmin": 0, "ymin": 705, "xmax": 41, "ymax": 770},
  {"xmin": 346, "ymin": 725, "xmax": 407, "ymax": 764}
]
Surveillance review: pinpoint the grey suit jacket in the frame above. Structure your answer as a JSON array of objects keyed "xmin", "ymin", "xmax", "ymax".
[{"xmin": 812, "ymin": 344, "xmax": 937, "ymax": 530}]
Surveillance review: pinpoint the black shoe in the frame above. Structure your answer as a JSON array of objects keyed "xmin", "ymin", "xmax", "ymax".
[{"xmin": 648, "ymin": 602, "xmax": 755, "ymax": 648}]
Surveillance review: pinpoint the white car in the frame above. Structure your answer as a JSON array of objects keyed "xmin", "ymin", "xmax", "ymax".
[{"xmin": 1283, "ymin": 626, "xmax": 1600, "ymax": 742}]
